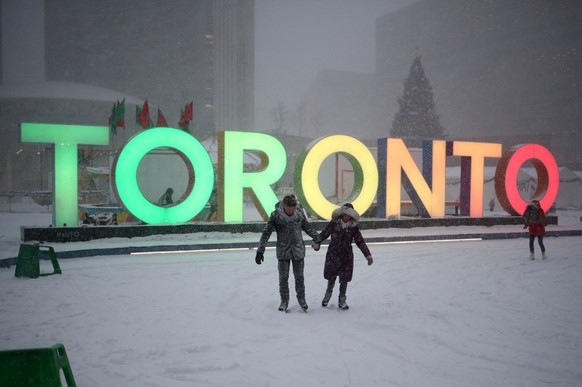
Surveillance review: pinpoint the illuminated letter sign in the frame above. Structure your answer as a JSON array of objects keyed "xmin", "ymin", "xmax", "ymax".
[
  {"xmin": 21, "ymin": 123, "xmax": 109, "ymax": 226},
  {"xmin": 452, "ymin": 141, "xmax": 502, "ymax": 217},
  {"xmin": 21, "ymin": 121, "xmax": 561, "ymax": 224},
  {"xmin": 112, "ymin": 127, "xmax": 214, "ymax": 224},
  {"xmin": 494, "ymin": 144, "xmax": 559, "ymax": 215},
  {"xmin": 377, "ymin": 139, "xmax": 447, "ymax": 219},
  {"xmin": 218, "ymin": 131, "xmax": 286, "ymax": 222},
  {"xmin": 295, "ymin": 135, "xmax": 378, "ymax": 219}
]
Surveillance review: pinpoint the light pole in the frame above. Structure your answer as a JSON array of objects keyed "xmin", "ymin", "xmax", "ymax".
[{"xmin": 38, "ymin": 148, "xmax": 43, "ymax": 190}]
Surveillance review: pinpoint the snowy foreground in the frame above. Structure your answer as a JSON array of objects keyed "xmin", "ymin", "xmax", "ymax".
[{"xmin": 1, "ymin": 212, "xmax": 582, "ymax": 386}]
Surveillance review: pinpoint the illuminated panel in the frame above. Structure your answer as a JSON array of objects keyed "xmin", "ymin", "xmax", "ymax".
[
  {"xmin": 380, "ymin": 139, "xmax": 446, "ymax": 219},
  {"xmin": 384, "ymin": 139, "xmax": 409, "ymax": 218},
  {"xmin": 21, "ymin": 123, "xmax": 109, "ymax": 226},
  {"xmin": 494, "ymin": 144, "xmax": 559, "ymax": 215},
  {"xmin": 295, "ymin": 135, "xmax": 377, "ymax": 219},
  {"xmin": 453, "ymin": 141, "xmax": 502, "ymax": 217},
  {"xmin": 421, "ymin": 140, "xmax": 447, "ymax": 217},
  {"xmin": 218, "ymin": 131, "xmax": 286, "ymax": 222},
  {"xmin": 376, "ymin": 138, "xmax": 388, "ymax": 218},
  {"xmin": 112, "ymin": 127, "xmax": 213, "ymax": 224}
]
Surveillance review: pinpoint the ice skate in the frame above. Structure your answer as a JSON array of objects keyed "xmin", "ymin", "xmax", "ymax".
[
  {"xmin": 278, "ymin": 300, "xmax": 288, "ymax": 312},
  {"xmin": 338, "ymin": 296, "xmax": 349, "ymax": 310},
  {"xmin": 321, "ymin": 292, "xmax": 332, "ymax": 307},
  {"xmin": 298, "ymin": 297, "xmax": 308, "ymax": 311}
]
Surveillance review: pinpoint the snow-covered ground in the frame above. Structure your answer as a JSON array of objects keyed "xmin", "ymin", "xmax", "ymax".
[{"xmin": 1, "ymin": 211, "xmax": 581, "ymax": 386}]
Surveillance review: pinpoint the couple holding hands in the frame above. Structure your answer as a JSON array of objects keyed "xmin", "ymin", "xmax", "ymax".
[{"xmin": 255, "ymin": 195, "xmax": 373, "ymax": 312}]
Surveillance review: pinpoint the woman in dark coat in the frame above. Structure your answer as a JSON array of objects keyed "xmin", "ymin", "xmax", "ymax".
[
  {"xmin": 317, "ymin": 203, "xmax": 373, "ymax": 310},
  {"xmin": 522, "ymin": 199, "xmax": 546, "ymax": 260}
]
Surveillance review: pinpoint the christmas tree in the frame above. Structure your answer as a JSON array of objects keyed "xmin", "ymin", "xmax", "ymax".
[{"xmin": 390, "ymin": 54, "xmax": 446, "ymax": 147}]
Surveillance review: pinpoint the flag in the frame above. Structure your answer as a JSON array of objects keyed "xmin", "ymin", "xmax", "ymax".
[
  {"xmin": 116, "ymin": 99, "xmax": 125, "ymax": 128},
  {"xmin": 183, "ymin": 101, "xmax": 193, "ymax": 121},
  {"xmin": 178, "ymin": 101, "xmax": 194, "ymax": 133},
  {"xmin": 156, "ymin": 108, "xmax": 168, "ymax": 127},
  {"xmin": 178, "ymin": 108, "xmax": 188, "ymax": 132},
  {"xmin": 108, "ymin": 99, "xmax": 125, "ymax": 134},
  {"xmin": 108, "ymin": 102, "xmax": 117, "ymax": 135},
  {"xmin": 136, "ymin": 99, "xmax": 151, "ymax": 129}
]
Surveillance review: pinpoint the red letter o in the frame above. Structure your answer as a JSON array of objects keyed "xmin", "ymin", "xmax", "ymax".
[{"xmin": 495, "ymin": 144, "xmax": 559, "ymax": 215}]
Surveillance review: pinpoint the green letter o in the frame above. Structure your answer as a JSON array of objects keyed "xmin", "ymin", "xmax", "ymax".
[{"xmin": 112, "ymin": 128, "xmax": 214, "ymax": 224}]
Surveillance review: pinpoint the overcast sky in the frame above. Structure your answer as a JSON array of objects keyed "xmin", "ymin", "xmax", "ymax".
[
  {"xmin": 1, "ymin": 0, "xmax": 416, "ymax": 133},
  {"xmin": 254, "ymin": 0, "xmax": 415, "ymax": 132}
]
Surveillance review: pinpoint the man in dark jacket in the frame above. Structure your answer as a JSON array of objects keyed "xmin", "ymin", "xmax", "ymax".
[{"xmin": 256, "ymin": 195, "xmax": 319, "ymax": 312}]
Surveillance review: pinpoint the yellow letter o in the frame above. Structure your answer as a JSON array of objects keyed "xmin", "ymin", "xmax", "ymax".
[{"xmin": 295, "ymin": 135, "xmax": 378, "ymax": 219}]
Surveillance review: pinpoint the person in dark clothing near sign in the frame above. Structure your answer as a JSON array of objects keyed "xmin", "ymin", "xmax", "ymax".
[
  {"xmin": 158, "ymin": 188, "xmax": 174, "ymax": 206},
  {"xmin": 316, "ymin": 203, "xmax": 373, "ymax": 310},
  {"xmin": 255, "ymin": 195, "xmax": 319, "ymax": 312},
  {"xmin": 522, "ymin": 199, "xmax": 547, "ymax": 260}
]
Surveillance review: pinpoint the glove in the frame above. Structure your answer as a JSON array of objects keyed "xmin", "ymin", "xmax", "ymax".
[
  {"xmin": 311, "ymin": 241, "xmax": 320, "ymax": 251},
  {"xmin": 366, "ymin": 256, "xmax": 373, "ymax": 266},
  {"xmin": 255, "ymin": 251, "xmax": 264, "ymax": 265},
  {"xmin": 523, "ymin": 224, "xmax": 527, "ymax": 229}
]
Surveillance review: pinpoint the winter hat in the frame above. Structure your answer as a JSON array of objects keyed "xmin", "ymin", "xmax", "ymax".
[
  {"xmin": 283, "ymin": 195, "xmax": 297, "ymax": 208},
  {"xmin": 332, "ymin": 202, "xmax": 360, "ymax": 223}
]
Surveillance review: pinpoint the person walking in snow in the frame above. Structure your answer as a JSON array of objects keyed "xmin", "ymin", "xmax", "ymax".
[
  {"xmin": 255, "ymin": 195, "xmax": 320, "ymax": 312},
  {"xmin": 315, "ymin": 203, "xmax": 373, "ymax": 310},
  {"xmin": 522, "ymin": 199, "xmax": 546, "ymax": 259},
  {"xmin": 158, "ymin": 187, "xmax": 174, "ymax": 206}
]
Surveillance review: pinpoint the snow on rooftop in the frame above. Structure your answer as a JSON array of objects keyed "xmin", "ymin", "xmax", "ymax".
[{"xmin": 0, "ymin": 81, "xmax": 143, "ymax": 105}]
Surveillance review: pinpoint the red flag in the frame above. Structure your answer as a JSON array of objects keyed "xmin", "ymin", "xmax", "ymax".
[
  {"xmin": 116, "ymin": 99, "xmax": 125, "ymax": 129},
  {"xmin": 136, "ymin": 99, "xmax": 151, "ymax": 129},
  {"xmin": 183, "ymin": 101, "xmax": 193, "ymax": 121},
  {"xmin": 156, "ymin": 108, "xmax": 168, "ymax": 127},
  {"xmin": 178, "ymin": 101, "xmax": 194, "ymax": 132},
  {"xmin": 178, "ymin": 109, "xmax": 188, "ymax": 128},
  {"xmin": 108, "ymin": 99, "xmax": 126, "ymax": 134}
]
